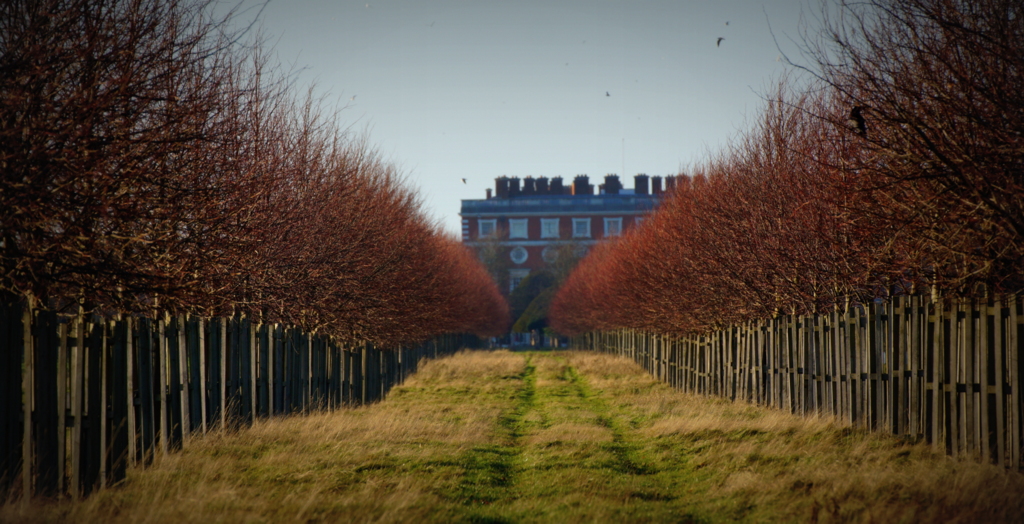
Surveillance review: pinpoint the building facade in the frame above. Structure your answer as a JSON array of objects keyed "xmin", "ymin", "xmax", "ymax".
[{"xmin": 460, "ymin": 174, "xmax": 672, "ymax": 293}]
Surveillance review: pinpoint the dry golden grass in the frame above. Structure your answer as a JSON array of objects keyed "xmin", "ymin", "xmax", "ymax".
[
  {"xmin": 1, "ymin": 350, "xmax": 525, "ymax": 523},
  {"xmin": 4, "ymin": 349, "xmax": 1023, "ymax": 523},
  {"xmin": 564, "ymin": 350, "xmax": 1024, "ymax": 523}
]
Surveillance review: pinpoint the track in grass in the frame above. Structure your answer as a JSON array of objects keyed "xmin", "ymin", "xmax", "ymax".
[{"xmin": 10, "ymin": 350, "xmax": 1024, "ymax": 523}]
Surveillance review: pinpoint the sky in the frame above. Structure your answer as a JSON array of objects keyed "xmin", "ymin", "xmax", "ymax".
[{"xmin": 231, "ymin": 0, "xmax": 814, "ymax": 236}]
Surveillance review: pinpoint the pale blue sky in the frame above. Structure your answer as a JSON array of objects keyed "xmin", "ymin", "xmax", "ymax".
[{"xmin": 234, "ymin": 0, "xmax": 812, "ymax": 235}]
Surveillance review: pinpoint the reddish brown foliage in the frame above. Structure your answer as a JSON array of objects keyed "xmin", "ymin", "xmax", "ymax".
[
  {"xmin": 552, "ymin": 84, "xmax": 913, "ymax": 336},
  {"xmin": 552, "ymin": 0, "xmax": 1024, "ymax": 335},
  {"xmin": 0, "ymin": 0, "xmax": 508, "ymax": 345}
]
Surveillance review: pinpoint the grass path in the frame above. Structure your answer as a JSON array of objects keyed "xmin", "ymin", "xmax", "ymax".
[{"xmin": 7, "ymin": 350, "xmax": 1024, "ymax": 523}]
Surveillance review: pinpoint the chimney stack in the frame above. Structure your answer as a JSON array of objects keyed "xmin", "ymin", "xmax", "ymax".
[
  {"xmin": 572, "ymin": 175, "xmax": 592, "ymax": 196},
  {"xmin": 486, "ymin": 188, "xmax": 492, "ymax": 199},
  {"xmin": 509, "ymin": 176, "xmax": 521, "ymax": 197},
  {"xmin": 495, "ymin": 176, "xmax": 510, "ymax": 198},
  {"xmin": 603, "ymin": 174, "xmax": 622, "ymax": 195},
  {"xmin": 665, "ymin": 175, "xmax": 676, "ymax": 192},
  {"xmin": 523, "ymin": 176, "xmax": 536, "ymax": 196},
  {"xmin": 536, "ymin": 177, "xmax": 549, "ymax": 194},
  {"xmin": 634, "ymin": 174, "xmax": 649, "ymax": 195},
  {"xmin": 652, "ymin": 176, "xmax": 663, "ymax": 195},
  {"xmin": 550, "ymin": 176, "xmax": 564, "ymax": 195}
]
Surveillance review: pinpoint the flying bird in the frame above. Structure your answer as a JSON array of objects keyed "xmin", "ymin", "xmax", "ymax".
[
  {"xmin": 462, "ymin": 178, "xmax": 467, "ymax": 184},
  {"xmin": 849, "ymin": 106, "xmax": 867, "ymax": 136},
  {"xmin": 717, "ymin": 37, "xmax": 724, "ymax": 47},
  {"xmin": 606, "ymin": 91, "xmax": 610, "ymax": 97}
]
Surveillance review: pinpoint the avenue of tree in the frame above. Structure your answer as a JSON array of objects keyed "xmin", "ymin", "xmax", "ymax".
[
  {"xmin": 552, "ymin": 0, "xmax": 1024, "ymax": 335},
  {"xmin": 0, "ymin": 0, "xmax": 509, "ymax": 346}
]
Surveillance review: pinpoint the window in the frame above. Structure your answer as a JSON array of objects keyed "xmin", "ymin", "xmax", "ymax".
[
  {"xmin": 509, "ymin": 218, "xmax": 528, "ymax": 239},
  {"xmin": 478, "ymin": 219, "xmax": 497, "ymax": 238},
  {"xmin": 509, "ymin": 269, "xmax": 530, "ymax": 293},
  {"xmin": 604, "ymin": 217, "xmax": 622, "ymax": 237},
  {"xmin": 541, "ymin": 218, "xmax": 560, "ymax": 239},
  {"xmin": 572, "ymin": 218, "xmax": 591, "ymax": 238}
]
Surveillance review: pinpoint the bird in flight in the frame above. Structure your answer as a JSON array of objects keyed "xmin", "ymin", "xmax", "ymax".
[
  {"xmin": 606, "ymin": 91, "xmax": 610, "ymax": 97},
  {"xmin": 849, "ymin": 106, "xmax": 867, "ymax": 136},
  {"xmin": 717, "ymin": 37, "xmax": 724, "ymax": 47},
  {"xmin": 462, "ymin": 178, "xmax": 467, "ymax": 184}
]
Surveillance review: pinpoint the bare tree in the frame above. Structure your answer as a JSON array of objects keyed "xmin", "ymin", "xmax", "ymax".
[
  {"xmin": 806, "ymin": 0, "xmax": 1024, "ymax": 294},
  {"xmin": 0, "ymin": 0, "xmax": 271, "ymax": 310}
]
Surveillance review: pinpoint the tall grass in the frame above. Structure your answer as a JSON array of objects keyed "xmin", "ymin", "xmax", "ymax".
[{"xmin": 6, "ymin": 350, "xmax": 1022, "ymax": 523}]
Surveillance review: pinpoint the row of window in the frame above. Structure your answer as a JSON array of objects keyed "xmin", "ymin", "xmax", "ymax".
[{"xmin": 478, "ymin": 217, "xmax": 638, "ymax": 239}]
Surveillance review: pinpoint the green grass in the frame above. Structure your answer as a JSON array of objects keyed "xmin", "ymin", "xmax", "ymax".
[{"xmin": 6, "ymin": 349, "xmax": 1024, "ymax": 523}]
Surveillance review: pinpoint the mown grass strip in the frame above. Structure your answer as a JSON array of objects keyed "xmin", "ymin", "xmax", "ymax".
[
  {"xmin": 560, "ymin": 362, "xmax": 657, "ymax": 476},
  {"xmin": 9, "ymin": 350, "xmax": 1024, "ymax": 524},
  {"xmin": 453, "ymin": 356, "xmax": 536, "ymax": 508}
]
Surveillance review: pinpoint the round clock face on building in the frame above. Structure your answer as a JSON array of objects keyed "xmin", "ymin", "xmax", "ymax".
[
  {"xmin": 542, "ymin": 245, "xmax": 558, "ymax": 263},
  {"xmin": 510, "ymin": 246, "xmax": 529, "ymax": 264}
]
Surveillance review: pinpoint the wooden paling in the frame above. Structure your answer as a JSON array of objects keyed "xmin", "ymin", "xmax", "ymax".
[
  {"xmin": 2, "ymin": 301, "xmax": 465, "ymax": 500},
  {"xmin": 576, "ymin": 294, "xmax": 1024, "ymax": 470}
]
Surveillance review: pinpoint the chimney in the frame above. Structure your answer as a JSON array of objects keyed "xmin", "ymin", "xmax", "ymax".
[
  {"xmin": 573, "ymin": 175, "xmax": 591, "ymax": 196},
  {"xmin": 486, "ymin": 188, "xmax": 492, "ymax": 199},
  {"xmin": 634, "ymin": 174, "xmax": 649, "ymax": 195},
  {"xmin": 550, "ymin": 176, "xmax": 564, "ymax": 195},
  {"xmin": 652, "ymin": 176, "xmax": 663, "ymax": 195},
  {"xmin": 665, "ymin": 175, "xmax": 676, "ymax": 192},
  {"xmin": 604, "ymin": 174, "xmax": 622, "ymax": 195},
  {"xmin": 495, "ymin": 176, "xmax": 510, "ymax": 198},
  {"xmin": 509, "ymin": 177, "xmax": 521, "ymax": 197},
  {"xmin": 536, "ymin": 177, "xmax": 549, "ymax": 194},
  {"xmin": 523, "ymin": 176, "xmax": 536, "ymax": 195}
]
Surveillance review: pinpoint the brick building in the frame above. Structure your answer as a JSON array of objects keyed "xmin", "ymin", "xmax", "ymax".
[{"xmin": 460, "ymin": 174, "xmax": 672, "ymax": 293}]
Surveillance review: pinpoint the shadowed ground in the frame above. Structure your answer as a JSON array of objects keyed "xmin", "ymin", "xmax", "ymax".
[{"xmin": 6, "ymin": 350, "xmax": 1024, "ymax": 523}]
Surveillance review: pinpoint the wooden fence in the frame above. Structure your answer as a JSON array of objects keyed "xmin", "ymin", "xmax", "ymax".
[
  {"xmin": 0, "ymin": 300, "xmax": 471, "ymax": 499},
  {"xmin": 573, "ymin": 294, "xmax": 1023, "ymax": 470}
]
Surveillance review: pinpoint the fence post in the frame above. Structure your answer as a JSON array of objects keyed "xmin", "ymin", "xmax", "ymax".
[
  {"xmin": 98, "ymin": 320, "xmax": 109, "ymax": 489},
  {"xmin": 81, "ymin": 317, "xmax": 103, "ymax": 495},
  {"xmin": 1009, "ymin": 296, "xmax": 1021, "ymax": 468},
  {"xmin": 56, "ymin": 319, "xmax": 67, "ymax": 494},
  {"xmin": 21, "ymin": 296, "xmax": 33, "ymax": 500},
  {"xmin": 197, "ymin": 318, "xmax": 208, "ymax": 434},
  {"xmin": 994, "ymin": 297, "xmax": 1006, "ymax": 466},
  {"xmin": 980, "ymin": 299, "xmax": 991, "ymax": 463},
  {"xmin": 933, "ymin": 298, "xmax": 946, "ymax": 453},
  {"xmin": 361, "ymin": 343, "xmax": 368, "ymax": 405},
  {"xmin": 177, "ymin": 314, "xmax": 190, "ymax": 446},
  {"xmin": 158, "ymin": 316, "xmax": 169, "ymax": 457},
  {"xmin": 70, "ymin": 311, "xmax": 84, "ymax": 498}
]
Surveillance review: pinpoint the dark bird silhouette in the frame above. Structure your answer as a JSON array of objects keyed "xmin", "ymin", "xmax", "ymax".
[
  {"xmin": 848, "ymin": 106, "xmax": 867, "ymax": 136},
  {"xmin": 606, "ymin": 91, "xmax": 610, "ymax": 97},
  {"xmin": 716, "ymin": 37, "xmax": 724, "ymax": 47},
  {"xmin": 462, "ymin": 178, "xmax": 467, "ymax": 184}
]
